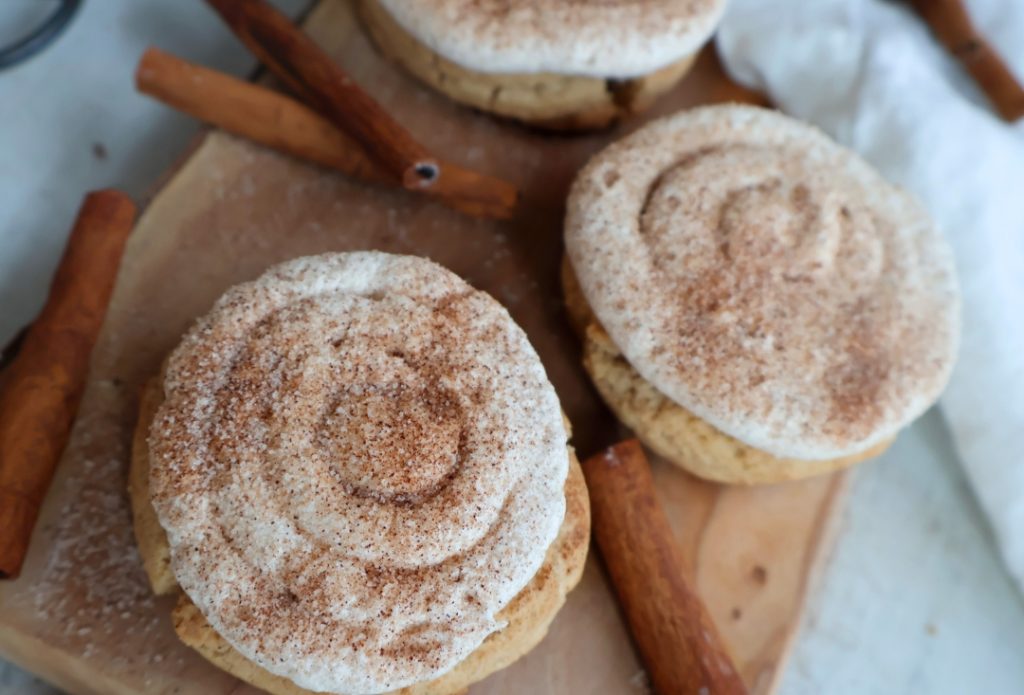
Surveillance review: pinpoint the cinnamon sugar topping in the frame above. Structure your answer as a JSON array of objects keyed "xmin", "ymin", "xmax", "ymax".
[
  {"xmin": 147, "ymin": 252, "xmax": 568, "ymax": 693},
  {"xmin": 566, "ymin": 105, "xmax": 960, "ymax": 459},
  {"xmin": 376, "ymin": 0, "xmax": 726, "ymax": 77}
]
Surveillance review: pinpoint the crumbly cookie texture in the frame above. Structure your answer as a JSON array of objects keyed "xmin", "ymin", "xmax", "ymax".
[
  {"xmin": 132, "ymin": 388, "xmax": 589, "ymax": 695},
  {"xmin": 562, "ymin": 258, "xmax": 891, "ymax": 484},
  {"xmin": 565, "ymin": 105, "xmax": 960, "ymax": 459},
  {"xmin": 359, "ymin": 0, "xmax": 695, "ymax": 130}
]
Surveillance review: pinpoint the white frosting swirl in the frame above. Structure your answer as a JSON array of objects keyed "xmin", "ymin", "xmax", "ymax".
[
  {"xmin": 376, "ymin": 0, "xmax": 727, "ymax": 78},
  {"xmin": 566, "ymin": 105, "xmax": 960, "ymax": 459},
  {"xmin": 148, "ymin": 252, "xmax": 568, "ymax": 694}
]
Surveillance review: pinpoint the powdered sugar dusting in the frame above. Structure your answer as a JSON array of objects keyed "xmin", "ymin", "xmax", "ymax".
[
  {"xmin": 629, "ymin": 668, "xmax": 652, "ymax": 693},
  {"xmin": 565, "ymin": 105, "xmax": 960, "ymax": 459},
  {"xmin": 14, "ymin": 386, "xmax": 176, "ymax": 679},
  {"xmin": 147, "ymin": 252, "xmax": 568, "ymax": 694}
]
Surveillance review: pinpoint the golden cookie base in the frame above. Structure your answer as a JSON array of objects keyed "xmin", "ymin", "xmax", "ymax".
[
  {"xmin": 130, "ymin": 376, "xmax": 590, "ymax": 695},
  {"xmin": 358, "ymin": 0, "xmax": 696, "ymax": 130},
  {"xmin": 562, "ymin": 257, "xmax": 891, "ymax": 484}
]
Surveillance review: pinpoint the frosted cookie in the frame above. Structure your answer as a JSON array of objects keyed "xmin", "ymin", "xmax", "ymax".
[
  {"xmin": 564, "ymin": 105, "xmax": 960, "ymax": 484},
  {"xmin": 130, "ymin": 252, "xmax": 589, "ymax": 694},
  {"xmin": 359, "ymin": 0, "xmax": 726, "ymax": 130}
]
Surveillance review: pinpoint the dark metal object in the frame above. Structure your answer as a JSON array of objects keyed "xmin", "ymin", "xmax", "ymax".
[{"xmin": 0, "ymin": 0, "xmax": 82, "ymax": 71}]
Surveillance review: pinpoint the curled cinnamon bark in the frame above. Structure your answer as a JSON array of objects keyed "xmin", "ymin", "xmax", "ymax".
[
  {"xmin": 204, "ymin": 0, "xmax": 518, "ymax": 217},
  {"xmin": 910, "ymin": 0, "xmax": 1024, "ymax": 121},
  {"xmin": 583, "ymin": 439, "xmax": 748, "ymax": 695},
  {"xmin": 0, "ymin": 190, "xmax": 135, "ymax": 579}
]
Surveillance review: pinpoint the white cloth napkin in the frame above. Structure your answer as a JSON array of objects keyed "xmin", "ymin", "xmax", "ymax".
[{"xmin": 717, "ymin": 0, "xmax": 1024, "ymax": 592}]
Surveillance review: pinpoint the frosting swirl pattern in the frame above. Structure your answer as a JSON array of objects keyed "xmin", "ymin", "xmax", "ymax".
[
  {"xmin": 566, "ymin": 105, "xmax": 959, "ymax": 459},
  {"xmin": 148, "ymin": 252, "xmax": 568, "ymax": 693},
  {"xmin": 376, "ymin": 0, "xmax": 726, "ymax": 78}
]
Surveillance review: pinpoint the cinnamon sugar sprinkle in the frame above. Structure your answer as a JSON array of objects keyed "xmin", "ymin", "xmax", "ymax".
[
  {"xmin": 566, "ymin": 105, "xmax": 960, "ymax": 459},
  {"xmin": 377, "ymin": 0, "xmax": 727, "ymax": 77},
  {"xmin": 147, "ymin": 252, "xmax": 569, "ymax": 693}
]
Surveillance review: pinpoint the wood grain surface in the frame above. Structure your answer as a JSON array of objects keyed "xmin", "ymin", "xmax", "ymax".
[{"xmin": 0, "ymin": 1, "xmax": 845, "ymax": 693}]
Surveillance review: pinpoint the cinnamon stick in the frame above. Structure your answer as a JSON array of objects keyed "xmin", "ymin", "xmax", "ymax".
[
  {"xmin": 135, "ymin": 48, "xmax": 515, "ymax": 219},
  {"xmin": 204, "ymin": 0, "xmax": 517, "ymax": 215},
  {"xmin": 910, "ymin": 0, "xmax": 1024, "ymax": 121},
  {"xmin": 583, "ymin": 440, "xmax": 748, "ymax": 695},
  {"xmin": 0, "ymin": 190, "xmax": 135, "ymax": 579},
  {"xmin": 137, "ymin": 48, "xmax": 387, "ymax": 184}
]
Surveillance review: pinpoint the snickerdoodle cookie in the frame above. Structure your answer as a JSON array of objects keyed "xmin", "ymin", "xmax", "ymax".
[
  {"xmin": 359, "ymin": 0, "xmax": 725, "ymax": 130},
  {"xmin": 131, "ymin": 252, "xmax": 589, "ymax": 694},
  {"xmin": 564, "ymin": 105, "xmax": 960, "ymax": 483}
]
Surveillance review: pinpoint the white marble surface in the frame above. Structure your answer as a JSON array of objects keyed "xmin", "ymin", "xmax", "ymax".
[
  {"xmin": 1, "ymin": 1, "xmax": 1022, "ymax": 694},
  {"xmin": 0, "ymin": 0, "xmax": 308, "ymax": 342}
]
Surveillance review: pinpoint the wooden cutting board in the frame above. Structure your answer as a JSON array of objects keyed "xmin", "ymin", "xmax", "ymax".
[{"xmin": 0, "ymin": 1, "xmax": 847, "ymax": 693}]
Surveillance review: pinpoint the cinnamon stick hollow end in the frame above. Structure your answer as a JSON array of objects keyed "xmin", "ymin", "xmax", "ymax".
[
  {"xmin": 136, "ymin": 47, "xmax": 517, "ymax": 220},
  {"xmin": 564, "ymin": 105, "xmax": 960, "ymax": 484},
  {"xmin": 204, "ymin": 0, "xmax": 521, "ymax": 218}
]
